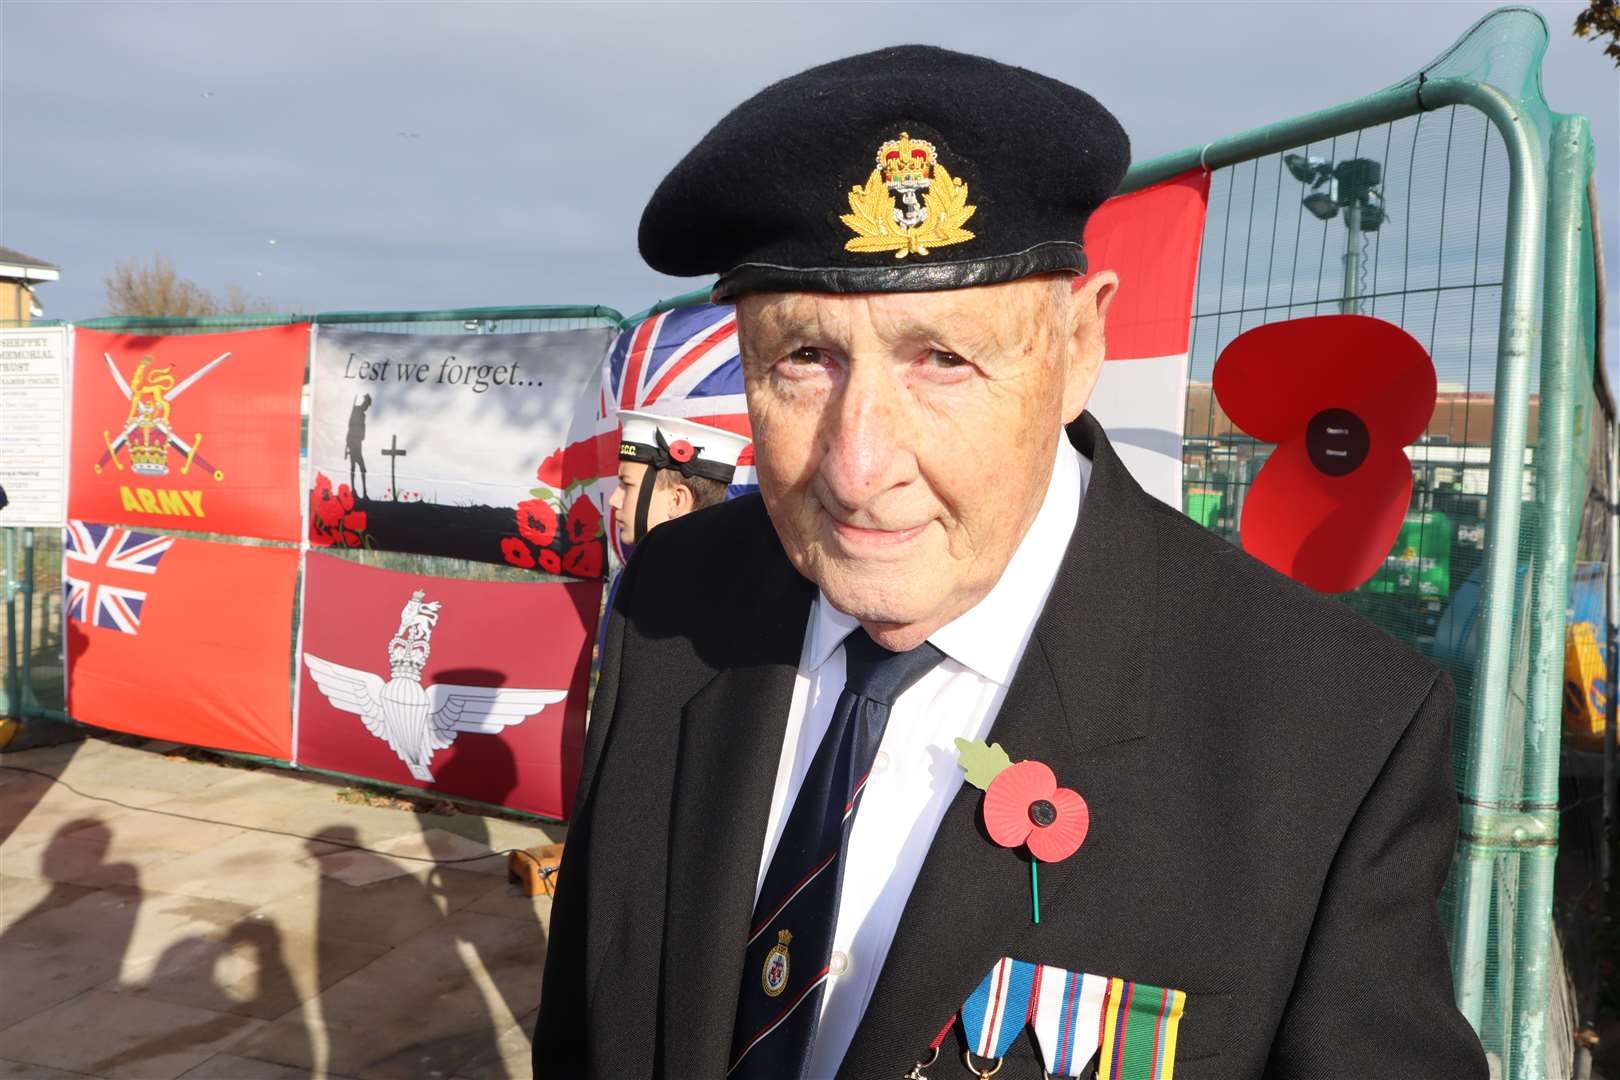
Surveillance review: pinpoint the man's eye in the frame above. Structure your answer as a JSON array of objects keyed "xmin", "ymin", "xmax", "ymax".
[
  {"xmin": 927, "ymin": 350, "xmax": 967, "ymax": 368},
  {"xmin": 787, "ymin": 347, "xmax": 825, "ymax": 364}
]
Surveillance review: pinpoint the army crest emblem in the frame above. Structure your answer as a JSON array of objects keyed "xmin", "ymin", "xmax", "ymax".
[
  {"xmin": 762, "ymin": 929, "xmax": 792, "ymax": 997},
  {"xmin": 841, "ymin": 132, "xmax": 977, "ymax": 259},
  {"xmin": 96, "ymin": 351, "xmax": 232, "ymax": 481}
]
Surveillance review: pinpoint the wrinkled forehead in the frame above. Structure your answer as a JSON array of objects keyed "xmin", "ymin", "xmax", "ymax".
[{"xmin": 736, "ymin": 277, "xmax": 1065, "ymax": 351}]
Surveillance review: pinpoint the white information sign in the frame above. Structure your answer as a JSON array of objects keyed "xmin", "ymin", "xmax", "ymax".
[{"xmin": 0, "ymin": 326, "xmax": 69, "ymax": 527}]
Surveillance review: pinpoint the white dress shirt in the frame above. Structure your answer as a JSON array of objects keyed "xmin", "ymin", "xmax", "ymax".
[{"xmin": 753, "ymin": 435, "xmax": 1089, "ymax": 1079}]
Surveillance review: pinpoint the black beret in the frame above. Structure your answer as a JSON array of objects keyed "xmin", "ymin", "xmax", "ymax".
[{"xmin": 639, "ymin": 45, "xmax": 1130, "ymax": 301}]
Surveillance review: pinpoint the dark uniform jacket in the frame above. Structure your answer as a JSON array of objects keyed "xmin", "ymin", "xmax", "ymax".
[{"xmin": 535, "ymin": 414, "xmax": 1488, "ymax": 1079}]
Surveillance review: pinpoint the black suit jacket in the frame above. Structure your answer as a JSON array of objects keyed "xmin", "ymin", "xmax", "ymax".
[{"xmin": 535, "ymin": 415, "xmax": 1487, "ymax": 1079}]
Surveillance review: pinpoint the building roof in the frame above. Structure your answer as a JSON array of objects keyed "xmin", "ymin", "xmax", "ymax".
[{"xmin": 0, "ymin": 245, "xmax": 59, "ymax": 282}]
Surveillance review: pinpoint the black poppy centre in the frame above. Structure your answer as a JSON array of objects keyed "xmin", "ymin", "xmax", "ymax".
[
  {"xmin": 1305, "ymin": 408, "xmax": 1370, "ymax": 477},
  {"xmin": 1029, "ymin": 799, "xmax": 1058, "ymax": 827}
]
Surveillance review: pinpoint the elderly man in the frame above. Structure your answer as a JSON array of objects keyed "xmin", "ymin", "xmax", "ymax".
[{"xmin": 536, "ymin": 46, "xmax": 1486, "ymax": 1080}]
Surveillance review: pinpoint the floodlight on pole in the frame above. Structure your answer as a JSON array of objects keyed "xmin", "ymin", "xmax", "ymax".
[
  {"xmin": 1303, "ymin": 192, "xmax": 1339, "ymax": 220},
  {"xmin": 1289, "ymin": 153, "xmax": 1386, "ymax": 314}
]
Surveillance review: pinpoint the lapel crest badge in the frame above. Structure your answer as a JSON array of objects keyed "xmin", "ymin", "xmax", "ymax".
[
  {"xmin": 762, "ymin": 929, "xmax": 792, "ymax": 997},
  {"xmin": 841, "ymin": 132, "xmax": 977, "ymax": 259}
]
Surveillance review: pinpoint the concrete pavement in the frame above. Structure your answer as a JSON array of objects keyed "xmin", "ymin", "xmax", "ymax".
[{"xmin": 0, "ymin": 730, "xmax": 562, "ymax": 1079}]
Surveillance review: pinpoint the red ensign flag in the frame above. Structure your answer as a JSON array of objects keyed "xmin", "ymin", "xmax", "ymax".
[{"xmin": 64, "ymin": 522, "xmax": 298, "ymax": 759}]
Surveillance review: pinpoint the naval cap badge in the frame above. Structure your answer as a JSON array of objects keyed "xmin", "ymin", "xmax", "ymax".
[{"xmin": 840, "ymin": 132, "xmax": 977, "ymax": 259}]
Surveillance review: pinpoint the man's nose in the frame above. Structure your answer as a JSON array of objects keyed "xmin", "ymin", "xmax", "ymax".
[{"xmin": 819, "ymin": 361, "xmax": 906, "ymax": 505}]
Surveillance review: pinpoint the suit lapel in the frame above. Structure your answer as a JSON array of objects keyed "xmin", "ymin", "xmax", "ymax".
[
  {"xmin": 839, "ymin": 415, "xmax": 1161, "ymax": 1077},
  {"xmin": 659, "ymin": 524, "xmax": 815, "ymax": 1077}
]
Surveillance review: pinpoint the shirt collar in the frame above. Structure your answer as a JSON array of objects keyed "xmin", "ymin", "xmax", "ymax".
[{"xmin": 805, "ymin": 435, "xmax": 1087, "ymax": 684}]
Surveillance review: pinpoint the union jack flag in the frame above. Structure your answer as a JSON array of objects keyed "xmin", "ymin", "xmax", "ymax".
[
  {"xmin": 564, "ymin": 302, "xmax": 755, "ymax": 570},
  {"xmin": 63, "ymin": 520, "xmax": 173, "ymax": 635},
  {"xmin": 606, "ymin": 303, "xmax": 752, "ymax": 484}
]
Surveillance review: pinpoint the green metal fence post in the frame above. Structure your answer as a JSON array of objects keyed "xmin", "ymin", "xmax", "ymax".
[
  {"xmin": 1431, "ymin": 81, "xmax": 1546, "ymax": 1032},
  {"xmin": 1508, "ymin": 114, "xmax": 1592, "ymax": 1080},
  {"xmin": 3, "ymin": 530, "xmax": 17, "ymax": 719},
  {"xmin": 19, "ymin": 529, "xmax": 35, "ymax": 720}
]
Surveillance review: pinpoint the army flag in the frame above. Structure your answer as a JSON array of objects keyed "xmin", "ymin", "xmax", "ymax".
[
  {"xmin": 306, "ymin": 327, "xmax": 614, "ymax": 575},
  {"xmin": 64, "ymin": 522, "xmax": 298, "ymax": 759},
  {"xmin": 295, "ymin": 553, "xmax": 601, "ymax": 819},
  {"xmin": 67, "ymin": 326, "xmax": 308, "ymax": 542},
  {"xmin": 1083, "ymin": 170, "xmax": 1210, "ymax": 508}
]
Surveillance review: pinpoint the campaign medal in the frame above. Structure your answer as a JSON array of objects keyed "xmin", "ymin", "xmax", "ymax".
[{"xmin": 761, "ymin": 929, "xmax": 792, "ymax": 997}]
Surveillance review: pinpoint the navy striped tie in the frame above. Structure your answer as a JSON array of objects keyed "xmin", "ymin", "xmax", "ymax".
[{"xmin": 729, "ymin": 628, "xmax": 946, "ymax": 1078}]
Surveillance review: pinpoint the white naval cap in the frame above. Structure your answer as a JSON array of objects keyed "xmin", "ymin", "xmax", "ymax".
[{"xmin": 618, "ymin": 409, "xmax": 751, "ymax": 484}]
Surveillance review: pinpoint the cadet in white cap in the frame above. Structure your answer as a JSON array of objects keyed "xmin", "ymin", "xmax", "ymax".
[{"xmin": 609, "ymin": 408, "xmax": 752, "ymax": 545}]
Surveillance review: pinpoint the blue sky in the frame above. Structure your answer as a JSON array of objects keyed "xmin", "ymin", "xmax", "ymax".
[{"xmin": 2, "ymin": 0, "xmax": 1614, "ymax": 360}]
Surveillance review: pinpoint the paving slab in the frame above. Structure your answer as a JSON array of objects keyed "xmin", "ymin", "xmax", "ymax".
[
  {"xmin": 32, "ymin": 803, "xmax": 247, "ymax": 856},
  {"xmin": 0, "ymin": 990, "xmax": 263, "ymax": 1080},
  {"xmin": 142, "ymin": 770, "xmax": 337, "ymax": 824},
  {"xmin": 427, "ymin": 815, "xmax": 563, "ymax": 853},
  {"xmin": 315, "ymin": 828, "xmax": 508, "ymax": 887},
  {"xmin": 245, "ymin": 864, "xmax": 496, "ymax": 949},
  {"xmin": 0, "ymin": 875, "xmax": 97, "ymax": 933},
  {"xmin": 57, "ymin": 748, "xmax": 254, "ymax": 802},
  {"xmin": 178, "ymin": 1054, "xmax": 360, "ymax": 1079},
  {"xmin": 449, "ymin": 1009, "xmax": 535, "ymax": 1080},
  {"xmin": 137, "ymin": 831, "xmax": 341, "ymax": 908},
  {"xmin": 0, "ymin": 886, "xmax": 256, "ymax": 1032},
  {"xmin": 0, "ymin": 769, "xmax": 126, "ymax": 821},
  {"xmin": 237, "ymin": 910, "xmax": 544, "ymax": 1079},
  {"xmin": 0, "ymin": 741, "xmax": 93, "ymax": 776},
  {"xmin": 2, "ymin": 826, "xmax": 191, "ymax": 890},
  {"xmin": 0, "ymin": 1058, "xmax": 94, "ymax": 1077},
  {"xmin": 464, "ymin": 883, "xmax": 553, "ymax": 926},
  {"xmin": 253, "ymin": 802, "xmax": 426, "ymax": 851},
  {"xmin": 121, "ymin": 912, "xmax": 389, "ymax": 1021}
]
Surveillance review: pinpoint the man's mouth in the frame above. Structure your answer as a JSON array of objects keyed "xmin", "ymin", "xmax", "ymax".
[{"xmin": 829, "ymin": 519, "xmax": 927, "ymax": 549}]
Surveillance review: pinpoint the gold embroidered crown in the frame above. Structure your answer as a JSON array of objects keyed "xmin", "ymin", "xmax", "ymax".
[{"xmin": 878, "ymin": 133, "xmax": 936, "ymax": 185}]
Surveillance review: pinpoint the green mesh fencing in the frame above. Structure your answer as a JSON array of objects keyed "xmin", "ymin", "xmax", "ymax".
[{"xmin": 1127, "ymin": 8, "xmax": 1601, "ymax": 1076}]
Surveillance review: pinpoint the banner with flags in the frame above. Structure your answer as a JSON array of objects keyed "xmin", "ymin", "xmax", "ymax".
[
  {"xmin": 559, "ymin": 302, "xmax": 754, "ymax": 574},
  {"xmin": 64, "ymin": 521, "xmax": 298, "ymax": 759},
  {"xmin": 295, "ymin": 553, "xmax": 601, "ymax": 819},
  {"xmin": 308, "ymin": 327, "xmax": 614, "ymax": 575},
  {"xmin": 1083, "ymin": 170, "xmax": 1210, "ymax": 508},
  {"xmin": 68, "ymin": 326, "xmax": 308, "ymax": 541}
]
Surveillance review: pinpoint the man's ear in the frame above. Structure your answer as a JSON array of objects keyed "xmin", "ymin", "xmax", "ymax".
[{"xmin": 1062, "ymin": 270, "xmax": 1119, "ymax": 423}]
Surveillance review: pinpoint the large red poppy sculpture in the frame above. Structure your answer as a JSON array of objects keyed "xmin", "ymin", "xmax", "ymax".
[{"xmin": 1212, "ymin": 314, "xmax": 1435, "ymax": 594}]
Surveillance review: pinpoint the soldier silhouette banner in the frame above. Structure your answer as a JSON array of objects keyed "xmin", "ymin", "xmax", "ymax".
[
  {"xmin": 64, "ymin": 522, "xmax": 299, "ymax": 759},
  {"xmin": 307, "ymin": 327, "xmax": 614, "ymax": 574},
  {"xmin": 295, "ymin": 552, "xmax": 601, "ymax": 819},
  {"xmin": 67, "ymin": 326, "xmax": 309, "ymax": 541}
]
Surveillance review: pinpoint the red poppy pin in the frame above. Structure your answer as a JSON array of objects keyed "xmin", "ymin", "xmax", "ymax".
[
  {"xmin": 955, "ymin": 738, "xmax": 1089, "ymax": 924},
  {"xmin": 1213, "ymin": 314, "xmax": 1435, "ymax": 594}
]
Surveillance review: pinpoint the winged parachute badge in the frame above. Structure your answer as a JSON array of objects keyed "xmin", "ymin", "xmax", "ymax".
[
  {"xmin": 302, "ymin": 589, "xmax": 567, "ymax": 781},
  {"xmin": 840, "ymin": 132, "xmax": 977, "ymax": 259}
]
